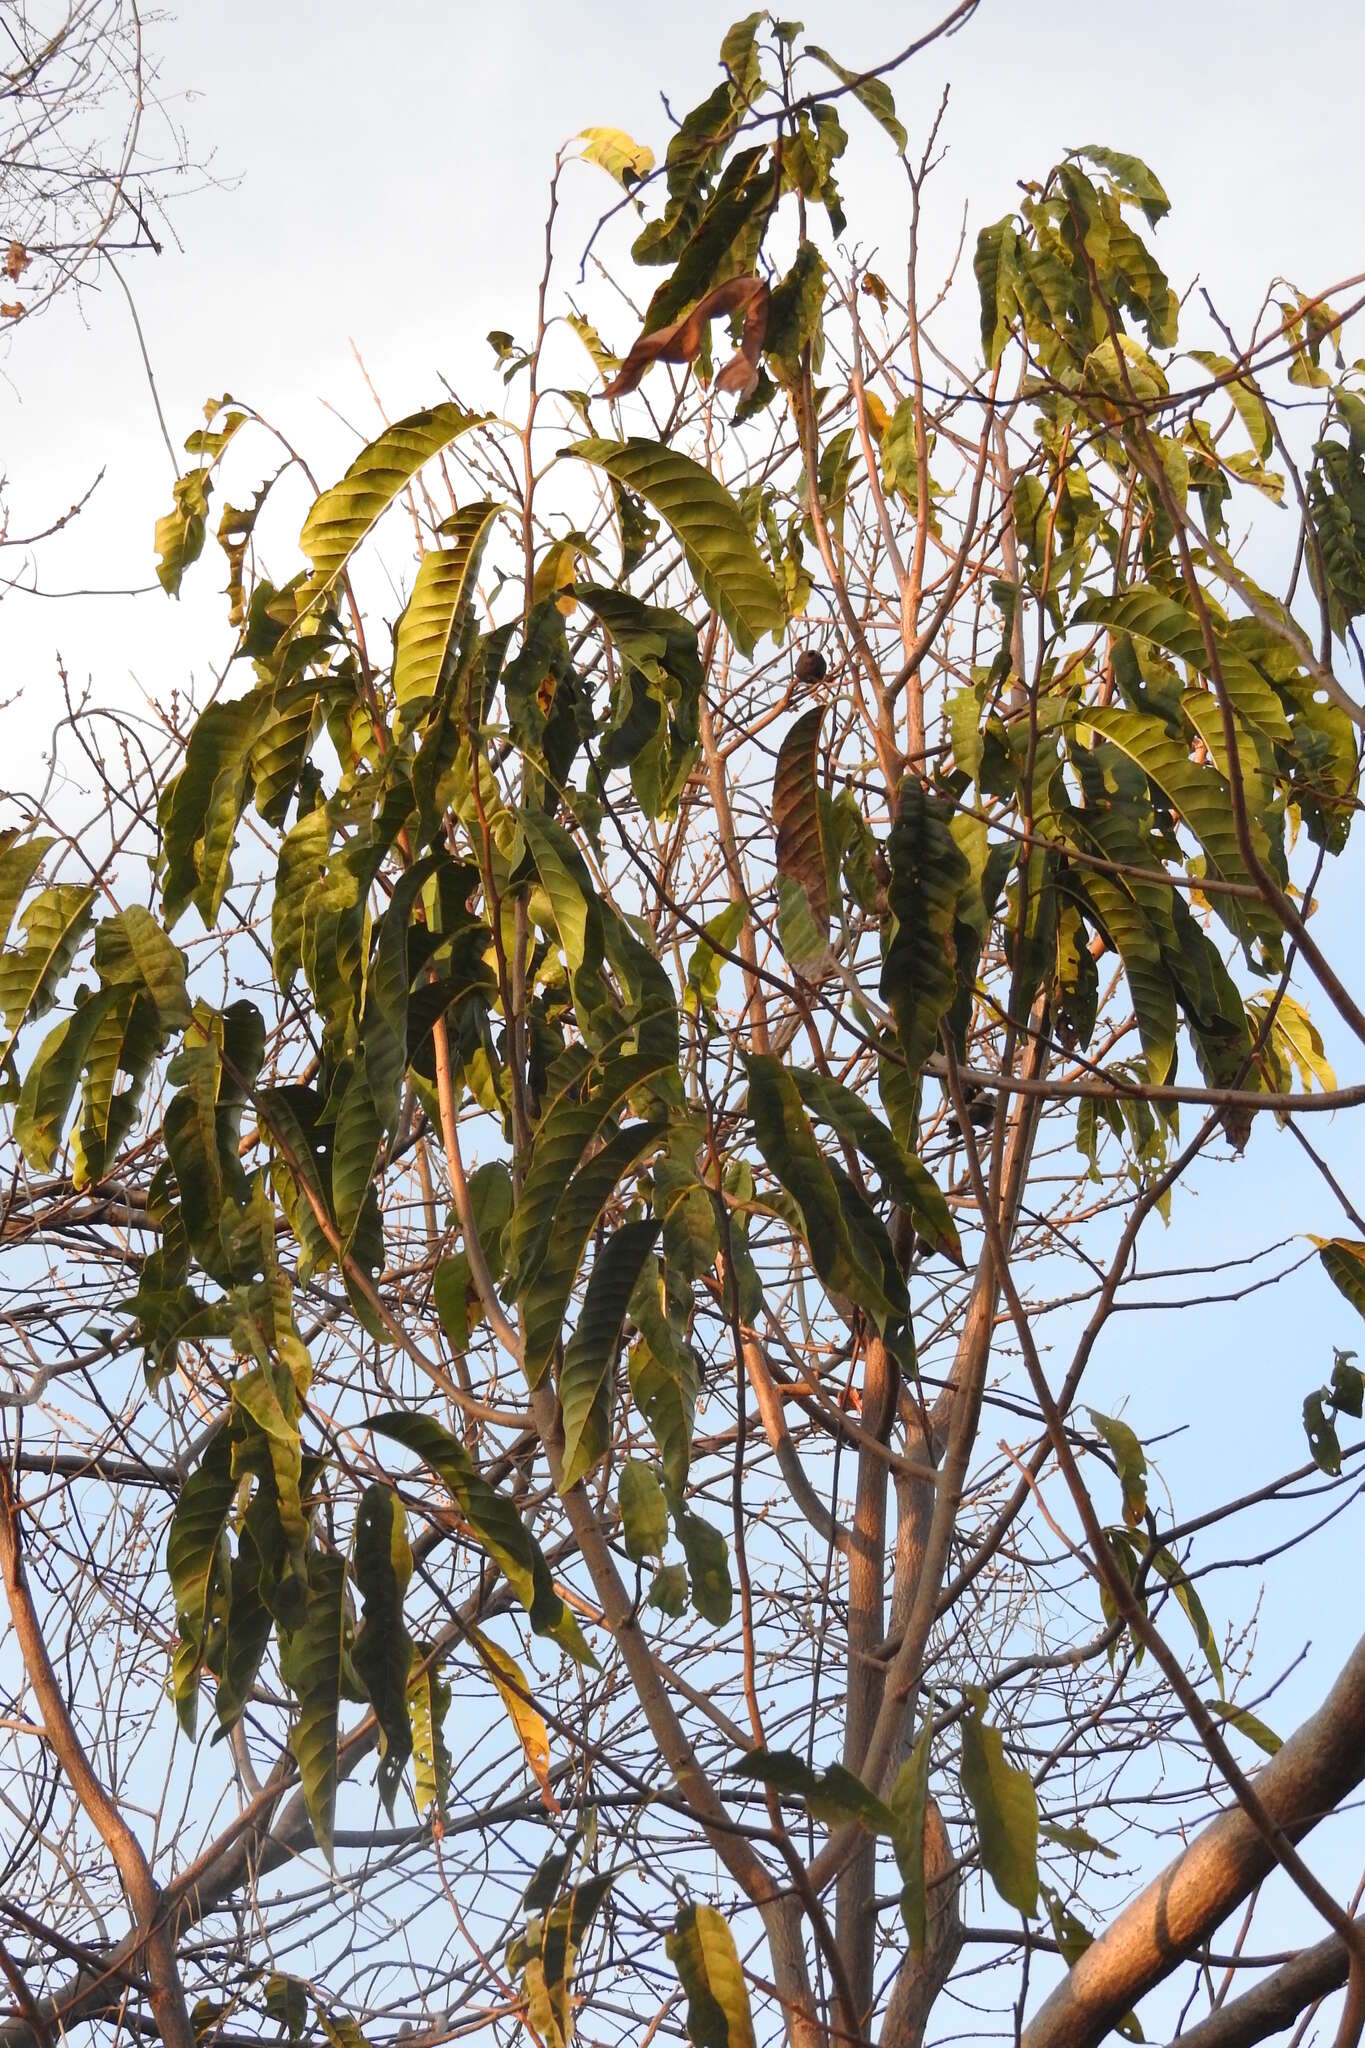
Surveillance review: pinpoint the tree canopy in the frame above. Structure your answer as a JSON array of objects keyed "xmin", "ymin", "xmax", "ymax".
[{"xmin": 4, "ymin": 11, "xmax": 1365, "ymax": 2048}]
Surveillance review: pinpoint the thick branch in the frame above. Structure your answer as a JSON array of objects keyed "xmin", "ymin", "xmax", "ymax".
[
  {"xmin": 1022, "ymin": 1631, "xmax": 1365, "ymax": 2048},
  {"xmin": 0, "ymin": 1468, "xmax": 195, "ymax": 2048}
]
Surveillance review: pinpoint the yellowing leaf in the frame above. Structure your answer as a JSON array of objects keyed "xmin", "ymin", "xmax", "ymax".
[
  {"xmin": 470, "ymin": 1627, "xmax": 560, "ymax": 1813},
  {"xmin": 576, "ymin": 126, "xmax": 655, "ymax": 187}
]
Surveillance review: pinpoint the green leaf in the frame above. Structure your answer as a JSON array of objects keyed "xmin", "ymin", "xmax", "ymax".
[
  {"xmin": 685, "ymin": 899, "xmax": 748, "ymax": 1016},
  {"xmin": 393, "ymin": 503, "xmax": 502, "ymax": 737},
  {"xmin": 1188, "ymin": 350, "xmax": 1273, "ymax": 461},
  {"xmin": 792, "ymin": 1067, "xmax": 962, "ymax": 1265},
  {"xmin": 279, "ymin": 1550, "xmax": 350, "ymax": 1861},
  {"xmin": 509, "ymin": 1052, "xmax": 671, "ymax": 1299},
  {"xmin": 331, "ymin": 1058, "xmax": 385, "ymax": 1259},
  {"xmin": 804, "ymin": 45, "xmax": 906, "ymax": 151},
  {"xmin": 880, "ymin": 781, "xmax": 971, "ymax": 1078},
  {"xmin": 666, "ymin": 1904, "xmax": 757, "ymax": 2048},
  {"xmin": 370, "ymin": 1412, "xmax": 594, "ymax": 1666},
  {"xmin": 960, "ymin": 1693, "xmax": 1038, "ymax": 1917},
  {"xmin": 352, "ymin": 1484, "xmax": 414, "ymax": 1817},
  {"xmin": 675, "ymin": 1507, "xmax": 732, "ymax": 1625},
  {"xmin": 521, "ymin": 810, "xmax": 605, "ymax": 978},
  {"xmin": 565, "ymin": 438, "xmax": 784, "ymax": 657},
  {"xmin": 746, "ymin": 1053, "xmax": 907, "ymax": 1327},
  {"xmin": 647, "ymin": 1561, "xmax": 689, "ymax": 1616},
  {"xmin": 13, "ymin": 988, "xmax": 119, "ymax": 1171},
  {"xmin": 272, "ymin": 807, "xmax": 330, "ymax": 990},
  {"xmin": 560, "ymin": 1220, "xmax": 661, "ymax": 1489},
  {"xmin": 618, "ymin": 1458, "xmax": 668, "ymax": 1562},
  {"xmin": 0, "ymin": 833, "xmax": 54, "ymax": 951},
  {"xmin": 1088, "ymin": 1409, "xmax": 1148, "ymax": 1529},
  {"xmin": 0, "ymin": 883, "xmax": 96, "ymax": 1076},
  {"xmin": 522, "ymin": 1120, "xmax": 665, "ymax": 1389},
  {"xmin": 1202, "ymin": 1698, "xmax": 1282, "ymax": 1756},
  {"xmin": 891, "ymin": 1709, "xmax": 934, "ymax": 1953},
  {"xmin": 1076, "ymin": 587, "xmax": 1292, "ymax": 743},
  {"xmin": 1150, "ymin": 1545, "xmax": 1223, "ymax": 1696},
  {"xmin": 1077, "ymin": 144, "xmax": 1170, "ymax": 226},
  {"xmin": 629, "ymin": 1261, "xmax": 701, "ymax": 1494},
  {"xmin": 973, "ymin": 216, "xmax": 1018, "ymax": 369},
  {"xmin": 156, "ymin": 696, "xmax": 265, "ymax": 928},
  {"xmin": 299, "ymin": 404, "xmax": 482, "ymax": 606},
  {"xmin": 734, "ymin": 1749, "xmax": 893, "ymax": 1832},
  {"xmin": 362, "ymin": 857, "xmax": 442, "ymax": 1128},
  {"xmin": 155, "ymin": 466, "xmax": 212, "ymax": 596},
  {"xmin": 72, "ymin": 986, "xmax": 161, "ymax": 1187},
  {"xmin": 772, "ymin": 707, "xmax": 829, "ymax": 966},
  {"xmin": 93, "ymin": 905, "xmax": 192, "ymax": 1030},
  {"xmin": 166, "ymin": 1424, "xmax": 236, "ymax": 1737}
]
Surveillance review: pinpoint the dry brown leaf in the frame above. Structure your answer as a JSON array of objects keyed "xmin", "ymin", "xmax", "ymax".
[
  {"xmin": 604, "ymin": 277, "xmax": 770, "ymax": 402},
  {"xmin": 5, "ymin": 242, "xmax": 29, "ymax": 281}
]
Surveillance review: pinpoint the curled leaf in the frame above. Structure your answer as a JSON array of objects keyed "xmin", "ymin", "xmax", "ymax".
[{"xmin": 604, "ymin": 277, "xmax": 770, "ymax": 402}]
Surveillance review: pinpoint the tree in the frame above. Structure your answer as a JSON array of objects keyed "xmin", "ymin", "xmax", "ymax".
[
  {"xmin": 4, "ymin": 11, "xmax": 1365, "ymax": 2048},
  {"xmin": 0, "ymin": 0, "xmax": 199, "ymax": 575}
]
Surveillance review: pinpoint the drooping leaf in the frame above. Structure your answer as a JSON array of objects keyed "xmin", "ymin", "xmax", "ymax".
[
  {"xmin": 891, "ymin": 1710, "xmax": 934, "ymax": 1952},
  {"xmin": 618, "ymin": 1459, "xmax": 669, "ymax": 1563},
  {"xmin": 734, "ymin": 1749, "xmax": 893, "ymax": 1832},
  {"xmin": 1088, "ymin": 1409, "xmax": 1148, "ymax": 1529},
  {"xmin": 522, "ymin": 1119, "xmax": 665, "ymax": 1388},
  {"xmin": 792, "ymin": 1067, "xmax": 962, "ymax": 1265},
  {"xmin": 880, "ymin": 781, "xmax": 971, "ymax": 1078},
  {"xmin": 685, "ymin": 900, "xmax": 748, "ymax": 1017},
  {"xmin": 13, "ymin": 987, "xmax": 119, "ymax": 1171},
  {"xmin": 959, "ymin": 1693, "xmax": 1038, "ymax": 1917},
  {"xmin": 675, "ymin": 1507, "xmax": 732, "ymax": 1626},
  {"xmin": 772, "ymin": 707, "xmax": 829, "ymax": 966},
  {"xmin": 666, "ymin": 1904, "xmax": 757, "ymax": 2048},
  {"xmin": 560, "ymin": 1220, "xmax": 661, "ymax": 1489},
  {"xmin": 1315, "ymin": 1237, "xmax": 1365, "ymax": 1322},
  {"xmin": 0, "ymin": 883, "xmax": 96, "ymax": 1078},
  {"xmin": 393, "ymin": 502, "xmax": 502, "ymax": 736},
  {"xmin": 166, "ymin": 1424, "xmax": 236, "ymax": 1737},
  {"xmin": 352, "ymin": 1484, "xmax": 414, "ymax": 1817},
  {"xmin": 1150, "ymin": 1545, "xmax": 1223, "ymax": 1695},
  {"xmin": 628, "ymin": 1259, "xmax": 701, "ymax": 1494},
  {"xmin": 280, "ymin": 1549, "xmax": 349, "ymax": 1862},
  {"xmin": 470, "ymin": 1627, "xmax": 557, "ymax": 1810},
  {"xmin": 406, "ymin": 1653, "xmax": 452, "ymax": 1822},
  {"xmin": 370, "ymin": 1412, "xmax": 594, "ymax": 1665},
  {"xmin": 746, "ymin": 1054, "xmax": 907, "ymax": 1328},
  {"xmin": 804, "ymin": 45, "xmax": 906, "ymax": 151}
]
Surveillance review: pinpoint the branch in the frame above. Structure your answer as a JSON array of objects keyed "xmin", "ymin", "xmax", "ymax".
[
  {"xmin": 0, "ymin": 1467, "xmax": 195, "ymax": 2048},
  {"xmin": 1022, "ymin": 1632, "xmax": 1365, "ymax": 2048},
  {"xmin": 1175, "ymin": 1922, "xmax": 1356, "ymax": 2048}
]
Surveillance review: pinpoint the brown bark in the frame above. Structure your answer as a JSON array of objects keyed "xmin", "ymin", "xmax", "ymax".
[
  {"xmin": 0, "ymin": 1467, "xmax": 195, "ymax": 2048},
  {"xmin": 1022, "ymin": 1630, "xmax": 1365, "ymax": 2048},
  {"xmin": 1174, "ymin": 1922, "xmax": 1357, "ymax": 2048}
]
